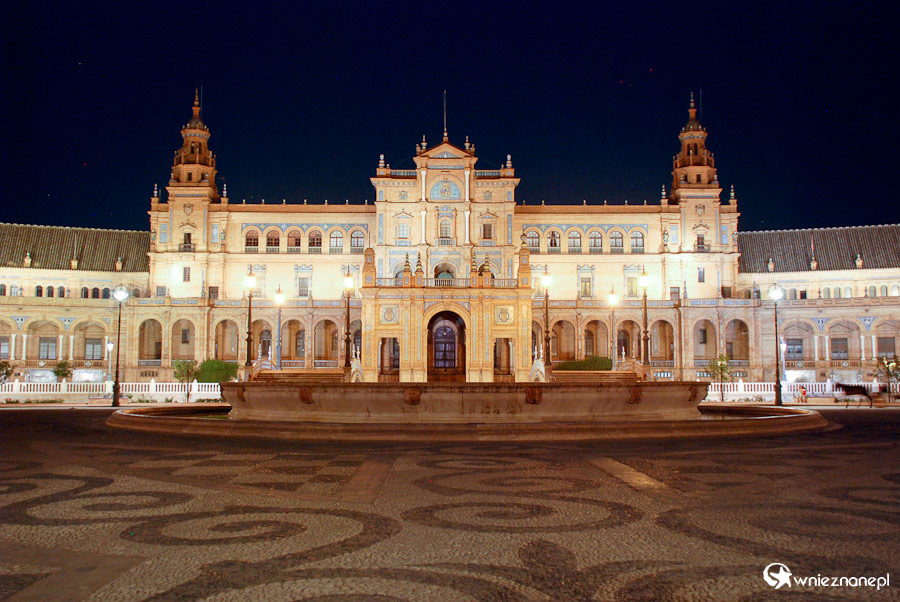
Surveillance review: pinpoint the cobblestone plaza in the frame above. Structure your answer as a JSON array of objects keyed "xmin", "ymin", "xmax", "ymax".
[{"xmin": 0, "ymin": 408, "xmax": 897, "ymax": 600}]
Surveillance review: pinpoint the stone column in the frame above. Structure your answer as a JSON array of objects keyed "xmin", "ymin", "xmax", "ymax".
[
  {"xmin": 420, "ymin": 210, "xmax": 426, "ymax": 244},
  {"xmin": 58, "ymin": 335, "xmax": 64, "ymax": 361},
  {"xmin": 464, "ymin": 210, "xmax": 471, "ymax": 244},
  {"xmin": 10, "ymin": 334, "xmax": 15, "ymax": 360},
  {"xmin": 105, "ymin": 335, "xmax": 110, "ymax": 360},
  {"xmin": 20, "ymin": 334, "xmax": 26, "ymax": 360},
  {"xmin": 824, "ymin": 337, "xmax": 830, "ymax": 361},
  {"xmin": 860, "ymin": 335, "xmax": 866, "ymax": 361},
  {"xmin": 464, "ymin": 169, "xmax": 470, "ymax": 201},
  {"xmin": 420, "ymin": 170, "xmax": 426, "ymax": 202},
  {"xmin": 872, "ymin": 335, "xmax": 877, "ymax": 360},
  {"xmin": 813, "ymin": 335, "xmax": 819, "ymax": 361}
]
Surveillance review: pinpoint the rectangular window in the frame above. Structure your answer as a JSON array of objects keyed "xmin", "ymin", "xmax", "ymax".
[
  {"xmin": 698, "ymin": 267, "xmax": 705, "ymax": 283},
  {"xmin": 721, "ymin": 286, "xmax": 732, "ymax": 298},
  {"xmin": 208, "ymin": 286, "xmax": 219, "ymax": 300},
  {"xmin": 786, "ymin": 338, "xmax": 804, "ymax": 360},
  {"xmin": 482, "ymin": 223, "xmax": 493, "ymax": 240},
  {"xmin": 799, "ymin": 290, "xmax": 807, "ymax": 300},
  {"xmin": 160, "ymin": 224, "xmax": 168, "ymax": 243},
  {"xmin": 183, "ymin": 267, "xmax": 190, "ymax": 282},
  {"xmin": 181, "ymin": 329, "xmax": 190, "ymax": 344},
  {"xmin": 831, "ymin": 337, "xmax": 849, "ymax": 360},
  {"xmin": 580, "ymin": 278, "xmax": 592, "ymax": 298},
  {"xmin": 85, "ymin": 338, "xmax": 103, "ymax": 360},
  {"xmin": 670, "ymin": 287, "xmax": 680, "ymax": 300},
  {"xmin": 699, "ymin": 328, "xmax": 707, "ymax": 344},
  {"xmin": 298, "ymin": 277, "xmax": 310, "ymax": 298},
  {"xmin": 0, "ymin": 336, "xmax": 9, "ymax": 359},
  {"xmin": 877, "ymin": 337, "xmax": 896, "ymax": 358},
  {"xmin": 156, "ymin": 286, "xmax": 167, "ymax": 297},
  {"xmin": 39, "ymin": 337, "xmax": 57, "ymax": 360},
  {"xmin": 398, "ymin": 222, "xmax": 409, "ymax": 239},
  {"xmin": 627, "ymin": 277, "xmax": 638, "ymax": 298}
]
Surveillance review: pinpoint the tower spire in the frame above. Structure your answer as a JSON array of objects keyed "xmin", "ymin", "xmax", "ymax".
[{"xmin": 442, "ymin": 90, "xmax": 448, "ymax": 142}]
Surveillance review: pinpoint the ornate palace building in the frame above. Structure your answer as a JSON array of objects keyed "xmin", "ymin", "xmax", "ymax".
[{"xmin": 1, "ymin": 93, "xmax": 898, "ymax": 383}]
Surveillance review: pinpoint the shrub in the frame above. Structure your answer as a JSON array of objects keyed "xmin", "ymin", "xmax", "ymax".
[
  {"xmin": 196, "ymin": 359, "xmax": 239, "ymax": 383},
  {"xmin": 52, "ymin": 360, "xmax": 72, "ymax": 381},
  {"xmin": 554, "ymin": 356, "xmax": 613, "ymax": 371}
]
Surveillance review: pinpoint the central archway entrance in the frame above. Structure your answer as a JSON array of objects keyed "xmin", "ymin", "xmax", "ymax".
[{"xmin": 427, "ymin": 311, "xmax": 466, "ymax": 382}]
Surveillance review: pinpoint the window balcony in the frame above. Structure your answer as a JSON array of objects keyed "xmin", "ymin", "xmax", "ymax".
[
  {"xmin": 610, "ymin": 247, "xmax": 624, "ymax": 254},
  {"xmin": 568, "ymin": 248, "xmax": 582, "ymax": 254},
  {"xmin": 138, "ymin": 359, "xmax": 162, "ymax": 367},
  {"xmin": 329, "ymin": 247, "xmax": 344, "ymax": 254},
  {"xmin": 631, "ymin": 247, "xmax": 645, "ymax": 254},
  {"xmin": 266, "ymin": 246, "xmax": 280, "ymax": 254},
  {"xmin": 589, "ymin": 247, "xmax": 603, "ymax": 254},
  {"xmin": 287, "ymin": 246, "xmax": 303, "ymax": 253},
  {"xmin": 437, "ymin": 238, "xmax": 454, "ymax": 246},
  {"xmin": 547, "ymin": 247, "xmax": 561, "ymax": 254},
  {"xmin": 694, "ymin": 244, "xmax": 711, "ymax": 252},
  {"xmin": 244, "ymin": 246, "xmax": 259, "ymax": 253},
  {"xmin": 178, "ymin": 243, "xmax": 195, "ymax": 252},
  {"xmin": 307, "ymin": 247, "xmax": 322, "ymax": 254},
  {"xmin": 350, "ymin": 246, "xmax": 365, "ymax": 254},
  {"xmin": 527, "ymin": 246, "xmax": 540, "ymax": 254}
]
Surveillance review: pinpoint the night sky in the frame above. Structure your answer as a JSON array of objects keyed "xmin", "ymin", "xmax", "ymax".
[{"xmin": 2, "ymin": 2, "xmax": 898, "ymax": 233}]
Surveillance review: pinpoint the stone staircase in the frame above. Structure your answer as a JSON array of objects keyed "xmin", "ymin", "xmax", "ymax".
[{"xmin": 550, "ymin": 370, "xmax": 640, "ymax": 385}]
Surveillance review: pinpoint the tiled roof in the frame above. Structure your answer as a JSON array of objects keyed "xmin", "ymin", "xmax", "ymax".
[
  {"xmin": 0, "ymin": 223, "xmax": 150, "ymax": 272},
  {"xmin": 738, "ymin": 224, "xmax": 900, "ymax": 273}
]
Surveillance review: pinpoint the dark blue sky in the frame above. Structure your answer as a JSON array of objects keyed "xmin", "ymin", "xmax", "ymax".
[{"xmin": 2, "ymin": 2, "xmax": 897, "ymax": 232}]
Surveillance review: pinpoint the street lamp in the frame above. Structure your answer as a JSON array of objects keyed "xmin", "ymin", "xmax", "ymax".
[
  {"xmin": 344, "ymin": 270, "xmax": 354, "ymax": 370},
  {"xmin": 244, "ymin": 270, "xmax": 257, "ymax": 367},
  {"xmin": 639, "ymin": 267, "xmax": 650, "ymax": 369},
  {"xmin": 274, "ymin": 285, "xmax": 285, "ymax": 370},
  {"xmin": 768, "ymin": 284, "xmax": 784, "ymax": 406},
  {"xmin": 542, "ymin": 270, "xmax": 552, "ymax": 372},
  {"xmin": 608, "ymin": 286, "xmax": 618, "ymax": 369},
  {"xmin": 106, "ymin": 341, "xmax": 114, "ymax": 381},
  {"xmin": 111, "ymin": 286, "xmax": 129, "ymax": 407}
]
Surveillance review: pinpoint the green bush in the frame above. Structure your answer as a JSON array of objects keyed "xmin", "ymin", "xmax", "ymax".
[
  {"xmin": 554, "ymin": 356, "xmax": 613, "ymax": 371},
  {"xmin": 197, "ymin": 359, "xmax": 239, "ymax": 383}
]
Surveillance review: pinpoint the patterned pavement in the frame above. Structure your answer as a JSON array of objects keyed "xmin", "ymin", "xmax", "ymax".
[{"xmin": 0, "ymin": 407, "xmax": 898, "ymax": 601}]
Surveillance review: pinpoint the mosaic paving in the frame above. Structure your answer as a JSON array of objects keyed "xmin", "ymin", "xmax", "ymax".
[{"xmin": 0, "ymin": 408, "xmax": 898, "ymax": 600}]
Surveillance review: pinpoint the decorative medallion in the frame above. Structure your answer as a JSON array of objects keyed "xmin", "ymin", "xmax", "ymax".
[
  {"xmin": 84, "ymin": 360, "xmax": 92, "ymax": 368},
  {"xmin": 184, "ymin": 204, "xmax": 194, "ymax": 215},
  {"xmin": 695, "ymin": 204, "xmax": 705, "ymax": 216},
  {"xmin": 496, "ymin": 306, "xmax": 513, "ymax": 324}
]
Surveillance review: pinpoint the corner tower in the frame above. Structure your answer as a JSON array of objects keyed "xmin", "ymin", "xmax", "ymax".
[{"xmin": 669, "ymin": 92, "xmax": 719, "ymax": 201}]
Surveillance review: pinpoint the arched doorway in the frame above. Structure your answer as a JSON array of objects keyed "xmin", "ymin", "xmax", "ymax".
[
  {"xmin": 170, "ymin": 319, "xmax": 196, "ymax": 361},
  {"xmin": 427, "ymin": 311, "xmax": 466, "ymax": 382},
  {"xmin": 618, "ymin": 320, "xmax": 641, "ymax": 360},
  {"xmin": 314, "ymin": 319, "xmax": 339, "ymax": 367},
  {"xmin": 138, "ymin": 319, "xmax": 163, "ymax": 365},
  {"xmin": 693, "ymin": 319, "xmax": 717, "ymax": 368},
  {"xmin": 214, "ymin": 320, "xmax": 240, "ymax": 361},
  {"xmin": 584, "ymin": 320, "xmax": 609, "ymax": 358},
  {"xmin": 725, "ymin": 319, "xmax": 750, "ymax": 364},
  {"xmin": 551, "ymin": 320, "xmax": 576, "ymax": 362},
  {"xmin": 650, "ymin": 320, "xmax": 676, "ymax": 365}
]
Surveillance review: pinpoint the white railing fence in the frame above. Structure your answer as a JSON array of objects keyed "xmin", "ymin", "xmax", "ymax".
[
  {"xmin": 705, "ymin": 379, "xmax": 899, "ymax": 402},
  {"xmin": 0, "ymin": 379, "xmax": 223, "ymax": 403}
]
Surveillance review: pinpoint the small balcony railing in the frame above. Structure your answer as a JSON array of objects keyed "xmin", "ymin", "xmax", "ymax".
[
  {"xmin": 611, "ymin": 247, "xmax": 624, "ymax": 254},
  {"xmin": 329, "ymin": 247, "xmax": 344, "ymax": 254},
  {"xmin": 589, "ymin": 247, "xmax": 603, "ymax": 254},
  {"xmin": 178, "ymin": 243, "xmax": 195, "ymax": 252},
  {"xmin": 244, "ymin": 246, "xmax": 259, "ymax": 253},
  {"xmin": 547, "ymin": 247, "xmax": 561, "ymax": 254},
  {"xmin": 568, "ymin": 248, "xmax": 582, "ymax": 254},
  {"xmin": 287, "ymin": 246, "xmax": 302, "ymax": 253},
  {"xmin": 695, "ymin": 244, "xmax": 711, "ymax": 252},
  {"xmin": 350, "ymin": 246, "xmax": 365, "ymax": 254},
  {"xmin": 266, "ymin": 246, "xmax": 280, "ymax": 253},
  {"xmin": 437, "ymin": 238, "xmax": 454, "ymax": 246},
  {"xmin": 308, "ymin": 246, "xmax": 322, "ymax": 254},
  {"xmin": 138, "ymin": 359, "xmax": 162, "ymax": 367},
  {"xmin": 527, "ymin": 246, "xmax": 540, "ymax": 254},
  {"xmin": 631, "ymin": 247, "xmax": 645, "ymax": 254}
]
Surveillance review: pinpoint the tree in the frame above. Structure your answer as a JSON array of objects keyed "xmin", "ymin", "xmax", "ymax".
[
  {"xmin": 0, "ymin": 360, "xmax": 13, "ymax": 384},
  {"xmin": 706, "ymin": 354, "xmax": 732, "ymax": 403},
  {"xmin": 52, "ymin": 360, "xmax": 72, "ymax": 382},
  {"xmin": 878, "ymin": 356, "xmax": 899, "ymax": 404},
  {"xmin": 173, "ymin": 360, "xmax": 200, "ymax": 403},
  {"xmin": 196, "ymin": 359, "xmax": 238, "ymax": 383}
]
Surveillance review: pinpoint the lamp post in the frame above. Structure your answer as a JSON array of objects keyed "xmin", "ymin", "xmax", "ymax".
[
  {"xmin": 542, "ymin": 270, "xmax": 552, "ymax": 374},
  {"xmin": 274, "ymin": 286, "xmax": 285, "ymax": 370},
  {"xmin": 244, "ymin": 270, "xmax": 257, "ymax": 367},
  {"xmin": 768, "ymin": 284, "xmax": 784, "ymax": 406},
  {"xmin": 608, "ymin": 286, "xmax": 618, "ymax": 370},
  {"xmin": 639, "ymin": 267, "xmax": 650, "ymax": 369},
  {"xmin": 106, "ymin": 341, "xmax": 114, "ymax": 382},
  {"xmin": 344, "ymin": 270, "xmax": 354, "ymax": 370},
  {"xmin": 111, "ymin": 286, "xmax": 129, "ymax": 407}
]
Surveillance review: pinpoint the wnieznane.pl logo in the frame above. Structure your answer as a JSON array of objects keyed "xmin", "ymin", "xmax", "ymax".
[{"xmin": 763, "ymin": 563, "xmax": 891, "ymax": 591}]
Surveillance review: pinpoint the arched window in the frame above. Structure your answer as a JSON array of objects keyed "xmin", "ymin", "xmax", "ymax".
[
  {"xmin": 547, "ymin": 231, "xmax": 560, "ymax": 249},
  {"xmin": 46, "ymin": 286, "xmax": 54, "ymax": 298},
  {"xmin": 266, "ymin": 232, "xmax": 280, "ymax": 250},
  {"xmin": 610, "ymin": 231, "xmax": 624, "ymax": 253},
  {"xmin": 526, "ymin": 230, "xmax": 540, "ymax": 249},
  {"xmin": 295, "ymin": 330, "xmax": 305, "ymax": 357},
  {"xmin": 309, "ymin": 231, "xmax": 322, "ymax": 249},
  {"xmin": 132, "ymin": 288, "xmax": 140, "ymax": 298},
  {"xmin": 329, "ymin": 231, "xmax": 343, "ymax": 251},
  {"xmin": 892, "ymin": 284, "xmax": 900, "ymax": 296},
  {"xmin": 58, "ymin": 286, "xmax": 65, "ymax": 298},
  {"xmin": 833, "ymin": 287, "xmax": 841, "ymax": 299},
  {"xmin": 0, "ymin": 284, "xmax": 5, "ymax": 296},
  {"xmin": 844, "ymin": 286, "xmax": 852, "ymax": 298},
  {"xmin": 351, "ymin": 230, "xmax": 365, "ymax": 249},
  {"xmin": 630, "ymin": 231, "xmax": 645, "ymax": 252},
  {"xmin": 822, "ymin": 288, "xmax": 831, "ymax": 299},
  {"xmin": 439, "ymin": 219, "xmax": 452, "ymax": 239},
  {"xmin": 81, "ymin": 287, "xmax": 89, "ymax": 298},
  {"xmin": 102, "ymin": 288, "xmax": 111, "ymax": 299},
  {"xmin": 35, "ymin": 286, "xmax": 43, "ymax": 297},
  {"xmin": 589, "ymin": 232, "xmax": 602, "ymax": 252},
  {"xmin": 868, "ymin": 285, "xmax": 877, "ymax": 297},
  {"xmin": 789, "ymin": 288, "xmax": 797, "ymax": 300},
  {"xmin": 567, "ymin": 231, "xmax": 581, "ymax": 252},
  {"xmin": 245, "ymin": 232, "xmax": 259, "ymax": 250},
  {"xmin": 880, "ymin": 285, "xmax": 888, "ymax": 297},
  {"xmin": 92, "ymin": 287, "xmax": 100, "ymax": 299},
  {"xmin": 287, "ymin": 231, "xmax": 302, "ymax": 249}
]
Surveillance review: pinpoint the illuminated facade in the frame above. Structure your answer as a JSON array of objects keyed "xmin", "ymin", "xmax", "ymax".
[{"xmin": 1, "ymin": 94, "xmax": 897, "ymax": 383}]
